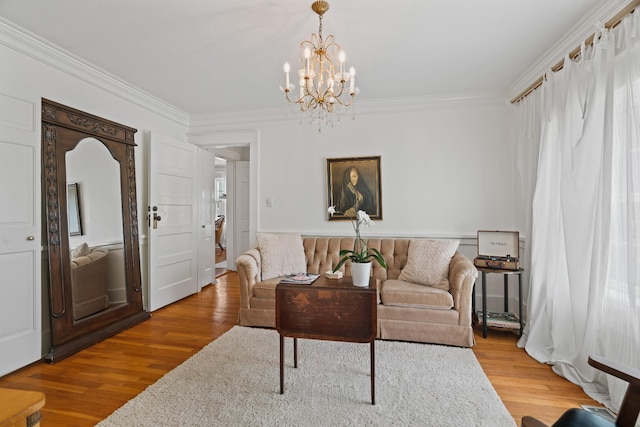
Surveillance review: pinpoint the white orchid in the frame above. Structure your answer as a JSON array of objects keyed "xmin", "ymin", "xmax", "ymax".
[
  {"xmin": 330, "ymin": 207, "xmax": 386, "ymax": 272},
  {"xmin": 356, "ymin": 210, "xmax": 373, "ymax": 227}
]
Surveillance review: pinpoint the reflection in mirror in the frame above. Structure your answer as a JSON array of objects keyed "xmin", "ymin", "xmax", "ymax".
[
  {"xmin": 67, "ymin": 183, "xmax": 82, "ymax": 236},
  {"xmin": 66, "ymin": 138, "xmax": 127, "ymax": 321}
]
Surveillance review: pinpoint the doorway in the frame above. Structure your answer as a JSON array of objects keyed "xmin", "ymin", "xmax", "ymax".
[
  {"xmin": 189, "ymin": 129, "xmax": 258, "ymax": 271},
  {"xmin": 214, "ymin": 156, "xmax": 227, "ymax": 277}
]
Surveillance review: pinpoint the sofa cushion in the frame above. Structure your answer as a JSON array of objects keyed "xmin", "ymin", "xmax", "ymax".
[
  {"xmin": 256, "ymin": 232, "xmax": 306, "ymax": 280},
  {"xmin": 380, "ymin": 279, "xmax": 454, "ymax": 309},
  {"xmin": 71, "ymin": 242, "xmax": 90, "ymax": 259},
  {"xmin": 397, "ymin": 239, "xmax": 459, "ymax": 290}
]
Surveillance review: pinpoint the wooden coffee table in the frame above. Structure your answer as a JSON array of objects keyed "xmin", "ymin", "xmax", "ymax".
[{"xmin": 275, "ymin": 275, "xmax": 377, "ymax": 404}]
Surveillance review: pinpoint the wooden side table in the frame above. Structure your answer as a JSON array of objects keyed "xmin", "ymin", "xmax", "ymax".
[
  {"xmin": 275, "ymin": 275, "xmax": 377, "ymax": 404},
  {"xmin": 0, "ymin": 388, "xmax": 45, "ymax": 427},
  {"xmin": 472, "ymin": 267, "xmax": 524, "ymax": 338}
]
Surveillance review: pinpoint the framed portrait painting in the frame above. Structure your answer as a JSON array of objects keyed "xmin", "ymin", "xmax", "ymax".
[{"xmin": 327, "ymin": 156, "xmax": 382, "ymax": 220}]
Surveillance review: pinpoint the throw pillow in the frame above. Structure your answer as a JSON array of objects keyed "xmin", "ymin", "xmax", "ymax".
[
  {"xmin": 256, "ymin": 233, "xmax": 306, "ymax": 280},
  {"xmin": 70, "ymin": 242, "xmax": 90, "ymax": 259},
  {"xmin": 398, "ymin": 239, "xmax": 459, "ymax": 290}
]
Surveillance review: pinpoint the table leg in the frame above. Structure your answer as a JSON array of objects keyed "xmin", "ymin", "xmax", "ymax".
[
  {"xmin": 504, "ymin": 275, "xmax": 509, "ymax": 312},
  {"xmin": 518, "ymin": 273, "xmax": 523, "ymax": 336},
  {"xmin": 293, "ymin": 337, "xmax": 298, "ymax": 369},
  {"xmin": 370, "ymin": 341, "xmax": 375, "ymax": 405},
  {"xmin": 482, "ymin": 271, "xmax": 488, "ymax": 338},
  {"xmin": 279, "ymin": 335, "xmax": 284, "ymax": 394}
]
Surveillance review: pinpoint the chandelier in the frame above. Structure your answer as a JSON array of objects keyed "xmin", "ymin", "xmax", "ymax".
[{"xmin": 281, "ymin": 1, "xmax": 358, "ymax": 132}]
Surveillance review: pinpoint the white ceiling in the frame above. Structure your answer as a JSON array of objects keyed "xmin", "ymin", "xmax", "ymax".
[{"xmin": 0, "ymin": 0, "xmax": 623, "ymax": 115}]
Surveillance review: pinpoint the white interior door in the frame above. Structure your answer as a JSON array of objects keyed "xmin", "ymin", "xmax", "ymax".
[
  {"xmin": 197, "ymin": 147, "xmax": 215, "ymax": 288},
  {"xmin": 232, "ymin": 160, "xmax": 251, "ymax": 269},
  {"xmin": 149, "ymin": 133, "xmax": 198, "ymax": 311},
  {"xmin": 0, "ymin": 94, "xmax": 41, "ymax": 376}
]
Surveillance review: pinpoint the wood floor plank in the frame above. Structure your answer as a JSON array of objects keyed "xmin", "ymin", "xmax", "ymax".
[{"xmin": 0, "ymin": 272, "xmax": 599, "ymax": 426}]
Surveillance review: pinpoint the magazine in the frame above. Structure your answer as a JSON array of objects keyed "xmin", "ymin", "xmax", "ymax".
[
  {"xmin": 476, "ymin": 311, "xmax": 520, "ymax": 329},
  {"xmin": 279, "ymin": 273, "xmax": 320, "ymax": 285}
]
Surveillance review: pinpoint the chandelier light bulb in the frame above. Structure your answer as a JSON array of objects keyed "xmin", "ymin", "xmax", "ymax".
[
  {"xmin": 304, "ymin": 47, "xmax": 311, "ymax": 77},
  {"xmin": 349, "ymin": 66, "xmax": 356, "ymax": 94},
  {"xmin": 283, "ymin": 62, "xmax": 291, "ymax": 91},
  {"xmin": 339, "ymin": 51, "xmax": 346, "ymax": 75}
]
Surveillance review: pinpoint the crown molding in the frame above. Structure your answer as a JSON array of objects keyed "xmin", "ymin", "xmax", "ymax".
[
  {"xmin": 508, "ymin": 0, "xmax": 633, "ymax": 100},
  {"xmin": 186, "ymin": 128, "xmax": 259, "ymax": 145},
  {"xmin": 188, "ymin": 90, "xmax": 509, "ymax": 132},
  {"xmin": 0, "ymin": 18, "xmax": 189, "ymax": 127}
]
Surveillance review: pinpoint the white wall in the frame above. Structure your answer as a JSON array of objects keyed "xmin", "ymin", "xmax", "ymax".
[{"xmin": 192, "ymin": 101, "xmax": 518, "ymax": 238}]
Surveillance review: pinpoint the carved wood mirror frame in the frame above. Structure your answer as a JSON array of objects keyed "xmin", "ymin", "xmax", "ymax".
[{"xmin": 42, "ymin": 99, "xmax": 149, "ymax": 363}]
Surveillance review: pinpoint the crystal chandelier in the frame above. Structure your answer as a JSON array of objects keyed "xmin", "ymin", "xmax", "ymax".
[{"xmin": 281, "ymin": 1, "xmax": 358, "ymax": 132}]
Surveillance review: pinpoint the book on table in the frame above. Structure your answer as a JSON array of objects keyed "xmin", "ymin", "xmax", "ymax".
[{"xmin": 279, "ymin": 273, "xmax": 320, "ymax": 285}]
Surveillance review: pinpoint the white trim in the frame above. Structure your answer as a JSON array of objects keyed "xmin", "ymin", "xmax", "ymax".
[
  {"xmin": 355, "ymin": 91, "xmax": 509, "ymax": 113},
  {"xmin": 0, "ymin": 18, "xmax": 189, "ymax": 127},
  {"xmin": 508, "ymin": 0, "xmax": 632, "ymax": 100},
  {"xmin": 187, "ymin": 91, "xmax": 508, "ymax": 131}
]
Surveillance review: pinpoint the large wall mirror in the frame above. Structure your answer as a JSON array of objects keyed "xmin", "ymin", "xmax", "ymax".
[{"xmin": 42, "ymin": 99, "xmax": 149, "ymax": 362}]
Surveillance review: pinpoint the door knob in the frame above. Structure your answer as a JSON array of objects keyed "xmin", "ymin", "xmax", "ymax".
[
  {"xmin": 26, "ymin": 236, "xmax": 35, "ymax": 241},
  {"xmin": 152, "ymin": 212, "xmax": 162, "ymax": 229}
]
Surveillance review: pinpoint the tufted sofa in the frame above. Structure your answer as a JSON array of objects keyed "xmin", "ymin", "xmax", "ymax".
[{"xmin": 236, "ymin": 236, "xmax": 478, "ymax": 347}]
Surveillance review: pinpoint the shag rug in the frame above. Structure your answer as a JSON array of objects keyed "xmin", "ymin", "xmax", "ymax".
[{"xmin": 98, "ymin": 326, "xmax": 516, "ymax": 426}]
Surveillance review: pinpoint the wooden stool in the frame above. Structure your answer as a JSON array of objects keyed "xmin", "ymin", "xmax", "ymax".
[{"xmin": 0, "ymin": 388, "xmax": 45, "ymax": 427}]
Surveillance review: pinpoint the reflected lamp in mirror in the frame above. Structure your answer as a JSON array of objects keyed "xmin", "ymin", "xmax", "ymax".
[{"xmin": 67, "ymin": 183, "xmax": 83, "ymax": 236}]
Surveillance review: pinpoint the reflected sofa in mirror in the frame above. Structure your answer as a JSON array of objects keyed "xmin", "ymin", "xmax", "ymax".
[{"xmin": 42, "ymin": 99, "xmax": 149, "ymax": 363}]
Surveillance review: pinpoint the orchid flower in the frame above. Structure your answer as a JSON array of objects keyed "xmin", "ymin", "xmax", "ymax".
[{"xmin": 331, "ymin": 208, "xmax": 387, "ymax": 273}]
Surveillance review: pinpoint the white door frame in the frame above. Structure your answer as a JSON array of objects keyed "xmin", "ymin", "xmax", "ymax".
[{"xmin": 187, "ymin": 130, "xmax": 259, "ymax": 270}]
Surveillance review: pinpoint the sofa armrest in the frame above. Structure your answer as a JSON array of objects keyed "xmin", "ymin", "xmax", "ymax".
[
  {"xmin": 448, "ymin": 252, "xmax": 478, "ymax": 326},
  {"xmin": 236, "ymin": 248, "xmax": 261, "ymax": 309}
]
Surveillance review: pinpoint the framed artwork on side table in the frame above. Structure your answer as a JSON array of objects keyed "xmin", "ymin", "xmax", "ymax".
[{"xmin": 327, "ymin": 156, "xmax": 382, "ymax": 221}]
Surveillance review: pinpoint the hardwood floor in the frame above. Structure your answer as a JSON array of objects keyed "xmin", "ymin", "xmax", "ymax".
[{"xmin": 0, "ymin": 271, "xmax": 598, "ymax": 426}]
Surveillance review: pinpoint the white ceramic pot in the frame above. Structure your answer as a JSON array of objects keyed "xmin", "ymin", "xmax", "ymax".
[{"xmin": 351, "ymin": 261, "xmax": 372, "ymax": 287}]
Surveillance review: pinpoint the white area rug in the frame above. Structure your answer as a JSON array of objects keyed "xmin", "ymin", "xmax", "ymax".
[{"xmin": 98, "ymin": 326, "xmax": 516, "ymax": 426}]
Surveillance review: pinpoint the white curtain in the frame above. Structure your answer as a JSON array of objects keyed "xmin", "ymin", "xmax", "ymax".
[{"xmin": 516, "ymin": 13, "xmax": 640, "ymax": 416}]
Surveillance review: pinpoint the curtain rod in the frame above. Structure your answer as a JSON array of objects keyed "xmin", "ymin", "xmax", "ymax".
[{"xmin": 510, "ymin": 0, "xmax": 639, "ymax": 104}]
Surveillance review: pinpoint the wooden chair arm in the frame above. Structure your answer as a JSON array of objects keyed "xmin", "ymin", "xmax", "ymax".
[
  {"xmin": 588, "ymin": 355, "xmax": 640, "ymax": 385},
  {"xmin": 588, "ymin": 355, "xmax": 640, "ymax": 427}
]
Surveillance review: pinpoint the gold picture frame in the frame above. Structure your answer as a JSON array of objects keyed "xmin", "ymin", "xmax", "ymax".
[{"xmin": 327, "ymin": 156, "xmax": 382, "ymax": 221}]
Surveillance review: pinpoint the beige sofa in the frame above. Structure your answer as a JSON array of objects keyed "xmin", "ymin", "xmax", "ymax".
[
  {"xmin": 70, "ymin": 247, "xmax": 109, "ymax": 320},
  {"xmin": 236, "ymin": 236, "xmax": 478, "ymax": 347}
]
